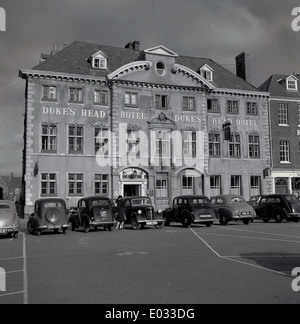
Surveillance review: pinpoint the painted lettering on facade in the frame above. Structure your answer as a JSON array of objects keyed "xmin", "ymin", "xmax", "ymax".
[{"xmin": 42, "ymin": 107, "xmax": 106, "ymax": 118}]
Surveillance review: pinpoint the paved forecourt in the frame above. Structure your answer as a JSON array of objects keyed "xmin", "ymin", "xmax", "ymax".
[{"xmin": 0, "ymin": 220, "xmax": 300, "ymax": 304}]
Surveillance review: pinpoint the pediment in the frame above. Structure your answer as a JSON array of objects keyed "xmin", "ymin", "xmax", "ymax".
[
  {"xmin": 148, "ymin": 112, "xmax": 176, "ymax": 129},
  {"xmin": 143, "ymin": 45, "xmax": 178, "ymax": 58}
]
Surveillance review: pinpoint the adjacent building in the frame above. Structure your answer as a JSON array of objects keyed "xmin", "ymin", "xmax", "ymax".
[
  {"xmin": 19, "ymin": 41, "xmax": 271, "ymax": 214},
  {"xmin": 260, "ymin": 74, "xmax": 300, "ymax": 195}
]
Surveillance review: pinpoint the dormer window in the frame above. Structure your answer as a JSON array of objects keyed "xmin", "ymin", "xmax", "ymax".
[
  {"xmin": 286, "ymin": 75, "xmax": 298, "ymax": 91},
  {"xmin": 90, "ymin": 50, "xmax": 108, "ymax": 70},
  {"xmin": 199, "ymin": 64, "xmax": 213, "ymax": 82},
  {"xmin": 93, "ymin": 58, "xmax": 106, "ymax": 69}
]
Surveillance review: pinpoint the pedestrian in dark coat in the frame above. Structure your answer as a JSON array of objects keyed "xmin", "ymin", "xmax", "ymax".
[{"xmin": 116, "ymin": 195, "xmax": 126, "ymax": 230}]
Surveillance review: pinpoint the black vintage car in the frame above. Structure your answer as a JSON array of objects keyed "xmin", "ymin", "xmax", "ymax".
[
  {"xmin": 123, "ymin": 197, "xmax": 164, "ymax": 230},
  {"xmin": 255, "ymin": 194, "xmax": 300, "ymax": 223},
  {"xmin": 69, "ymin": 196, "xmax": 115, "ymax": 233},
  {"xmin": 27, "ymin": 198, "xmax": 69, "ymax": 235},
  {"xmin": 164, "ymin": 195, "xmax": 216, "ymax": 227}
]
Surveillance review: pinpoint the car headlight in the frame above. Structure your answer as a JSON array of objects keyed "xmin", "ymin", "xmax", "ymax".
[
  {"xmin": 138, "ymin": 210, "xmax": 142, "ymax": 215},
  {"xmin": 158, "ymin": 209, "xmax": 162, "ymax": 214}
]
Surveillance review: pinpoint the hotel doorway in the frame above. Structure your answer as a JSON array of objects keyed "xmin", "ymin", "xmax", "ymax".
[
  {"xmin": 123, "ymin": 184, "xmax": 142, "ymax": 197},
  {"xmin": 119, "ymin": 168, "xmax": 148, "ymax": 197}
]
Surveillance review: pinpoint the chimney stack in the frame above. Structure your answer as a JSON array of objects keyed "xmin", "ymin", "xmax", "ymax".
[
  {"xmin": 125, "ymin": 41, "xmax": 140, "ymax": 51},
  {"xmin": 235, "ymin": 52, "xmax": 251, "ymax": 83}
]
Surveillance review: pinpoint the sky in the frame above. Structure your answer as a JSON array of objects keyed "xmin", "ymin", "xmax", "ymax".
[{"xmin": 0, "ymin": 0, "xmax": 300, "ymax": 176}]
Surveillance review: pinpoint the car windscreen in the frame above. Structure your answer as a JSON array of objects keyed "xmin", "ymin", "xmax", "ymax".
[
  {"xmin": 131, "ymin": 198, "xmax": 152, "ymax": 206},
  {"xmin": 91, "ymin": 200, "xmax": 109, "ymax": 206},
  {"xmin": 191, "ymin": 198, "xmax": 209, "ymax": 204},
  {"xmin": 44, "ymin": 202, "xmax": 63, "ymax": 208},
  {"xmin": 230, "ymin": 197, "xmax": 245, "ymax": 203},
  {"xmin": 285, "ymin": 195, "xmax": 298, "ymax": 201}
]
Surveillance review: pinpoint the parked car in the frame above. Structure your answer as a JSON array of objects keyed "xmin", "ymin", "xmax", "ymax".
[
  {"xmin": 27, "ymin": 198, "xmax": 69, "ymax": 235},
  {"xmin": 255, "ymin": 194, "xmax": 300, "ymax": 223},
  {"xmin": 123, "ymin": 196, "xmax": 164, "ymax": 230},
  {"xmin": 210, "ymin": 194, "xmax": 256, "ymax": 225},
  {"xmin": 163, "ymin": 195, "xmax": 216, "ymax": 227},
  {"xmin": 0, "ymin": 200, "xmax": 20, "ymax": 239},
  {"xmin": 247, "ymin": 195, "xmax": 263, "ymax": 211},
  {"xmin": 69, "ymin": 196, "xmax": 115, "ymax": 233}
]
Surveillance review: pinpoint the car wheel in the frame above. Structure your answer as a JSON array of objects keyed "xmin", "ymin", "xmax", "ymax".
[
  {"xmin": 13, "ymin": 232, "xmax": 18, "ymax": 239},
  {"xmin": 274, "ymin": 210, "xmax": 284, "ymax": 223},
  {"xmin": 27, "ymin": 220, "xmax": 35, "ymax": 234},
  {"xmin": 205, "ymin": 222, "xmax": 213, "ymax": 227},
  {"xmin": 131, "ymin": 216, "xmax": 141, "ymax": 230},
  {"xmin": 219, "ymin": 215, "xmax": 228, "ymax": 226},
  {"xmin": 182, "ymin": 215, "xmax": 192, "ymax": 228}
]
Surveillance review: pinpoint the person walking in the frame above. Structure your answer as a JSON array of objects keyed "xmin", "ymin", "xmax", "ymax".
[{"xmin": 116, "ymin": 195, "xmax": 126, "ymax": 230}]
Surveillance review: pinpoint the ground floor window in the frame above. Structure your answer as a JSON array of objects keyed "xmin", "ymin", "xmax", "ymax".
[
  {"xmin": 250, "ymin": 176, "xmax": 261, "ymax": 196},
  {"xmin": 156, "ymin": 173, "xmax": 168, "ymax": 198},
  {"xmin": 182, "ymin": 175, "xmax": 194, "ymax": 195},
  {"xmin": 94, "ymin": 174, "xmax": 109, "ymax": 195},
  {"xmin": 41, "ymin": 173, "xmax": 57, "ymax": 196},
  {"xmin": 210, "ymin": 175, "xmax": 221, "ymax": 197},
  {"xmin": 68, "ymin": 173, "xmax": 84, "ymax": 196},
  {"xmin": 231, "ymin": 175, "xmax": 242, "ymax": 195}
]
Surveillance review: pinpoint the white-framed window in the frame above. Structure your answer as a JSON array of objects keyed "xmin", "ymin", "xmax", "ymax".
[
  {"xmin": 41, "ymin": 124, "xmax": 57, "ymax": 153},
  {"xmin": 41, "ymin": 173, "xmax": 57, "ymax": 196},
  {"xmin": 199, "ymin": 65, "xmax": 213, "ymax": 81},
  {"xmin": 68, "ymin": 173, "xmax": 84, "ymax": 196},
  {"xmin": 126, "ymin": 130, "xmax": 140, "ymax": 155},
  {"xmin": 94, "ymin": 174, "xmax": 109, "ymax": 195},
  {"xmin": 125, "ymin": 92, "xmax": 138, "ymax": 107},
  {"xmin": 231, "ymin": 175, "xmax": 242, "ymax": 195},
  {"xmin": 182, "ymin": 175, "xmax": 194, "ymax": 195},
  {"xmin": 183, "ymin": 96, "xmax": 196, "ymax": 111},
  {"xmin": 286, "ymin": 77, "xmax": 298, "ymax": 91},
  {"xmin": 94, "ymin": 128, "xmax": 109, "ymax": 154},
  {"xmin": 94, "ymin": 89, "xmax": 108, "ymax": 105},
  {"xmin": 249, "ymin": 135, "xmax": 260, "ymax": 158},
  {"xmin": 183, "ymin": 131, "xmax": 196, "ymax": 157},
  {"xmin": 156, "ymin": 174, "xmax": 168, "ymax": 198},
  {"xmin": 210, "ymin": 175, "xmax": 221, "ymax": 197},
  {"xmin": 227, "ymin": 100, "xmax": 239, "ymax": 114},
  {"xmin": 42, "ymin": 85, "xmax": 57, "ymax": 101},
  {"xmin": 250, "ymin": 176, "xmax": 261, "ymax": 196},
  {"xmin": 209, "ymin": 133, "xmax": 221, "ymax": 157},
  {"xmin": 280, "ymin": 140, "xmax": 290, "ymax": 163},
  {"xmin": 69, "ymin": 87, "xmax": 83, "ymax": 103},
  {"xmin": 207, "ymin": 99, "xmax": 219, "ymax": 113},
  {"xmin": 155, "ymin": 62, "xmax": 166, "ymax": 76},
  {"xmin": 297, "ymin": 104, "xmax": 300, "ymax": 126},
  {"xmin": 229, "ymin": 134, "xmax": 241, "ymax": 158},
  {"xmin": 68, "ymin": 125, "xmax": 84, "ymax": 154},
  {"xmin": 155, "ymin": 94, "xmax": 168, "ymax": 110},
  {"xmin": 278, "ymin": 103, "xmax": 288, "ymax": 125},
  {"xmin": 246, "ymin": 102, "xmax": 258, "ymax": 116},
  {"xmin": 93, "ymin": 58, "xmax": 107, "ymax": 69}
]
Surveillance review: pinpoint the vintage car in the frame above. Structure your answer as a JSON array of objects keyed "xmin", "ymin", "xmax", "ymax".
[
  {"xmin": 255, "ymin": 194, "xmax": 300, "ymax": 223},
  {"xmin": 123, "ymin": 196, "xmax": 164, "ymax": 230},
  {"xmin": 210, "ymin": 194, "xmax": 256, "ymax": 225},
  {"xmin": 0, "ymin": 200, "xmax": 20, "ymax": 239},
  {"xmin": 69, "ymin": 196, "xmax": 115, "ymax": 233},
  {"xmin": 27, "ymin": 198, "xmax": 69, "ymax": 235},
  {"xmin": 247, "ymin": 195, "xmax": 263, "ymax": 212},
  {"xmin": 163, "ymin": 195, "xmax": 216, "ymax": 227}
]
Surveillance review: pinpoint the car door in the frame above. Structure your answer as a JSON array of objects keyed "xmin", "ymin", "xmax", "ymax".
[{"xmin": 173, "ymin": 198, "xmax": 181, "ymax": 221}]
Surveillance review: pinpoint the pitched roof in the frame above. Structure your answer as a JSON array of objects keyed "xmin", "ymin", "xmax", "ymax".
[
  {"xmin": 259, "ymin": 74, "xmax": 300, "ymax": 98},
  {"xmin": 31, "ymin": 40, "xmax": 258, "ymax": 92}
]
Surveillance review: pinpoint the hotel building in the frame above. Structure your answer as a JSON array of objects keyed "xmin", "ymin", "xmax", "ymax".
[{"xmin": 19, "ymin": 41, "xmax": 271, "ymax": 213}]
